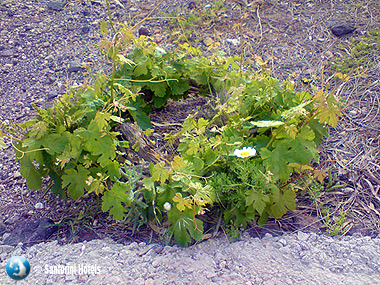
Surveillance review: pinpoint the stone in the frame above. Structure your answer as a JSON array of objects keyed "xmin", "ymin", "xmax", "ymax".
[
  {"xmin": 331, "ymin": 25, "xmax": 356, "ymax": 37},
  {"xmin": 48, "ymin": 1, "xmax": 65, "ymax": 12},
  {"xmin": 0, "ymin": 49, "xmax": 14, "ymax": 57},
  {"xmin": 138, "ymin": 26, "xmax": 150, "ymax": 36},
  {"xmin": 68, "ymin": 60, "xmax": 83, "ymax": 72},
  {"xmin": 82, "ymin": 9, "xmax": 91, "ymax": 16},
  {"xmin": 3, "ymin": 218, "xmax": 58, "ymax": 246},
  {"xmin": 81, "ymin": 26, "xmax": 90, "ymax": 34},
  {"xmin": 34, "ymin": 202, "xmax": 44, "ymax": 209}
]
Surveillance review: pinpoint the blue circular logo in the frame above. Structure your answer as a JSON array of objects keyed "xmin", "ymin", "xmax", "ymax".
[{"xmin": 6, "ymin": 256, "xmax": 31, "ymax": 280}]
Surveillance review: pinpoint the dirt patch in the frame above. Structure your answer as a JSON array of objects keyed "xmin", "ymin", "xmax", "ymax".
[{"xmin": 0, "ymin": 0, "xmax": 380, "ymax": 247}]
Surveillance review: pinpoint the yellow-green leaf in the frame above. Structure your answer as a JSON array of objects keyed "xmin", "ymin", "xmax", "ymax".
[{"xmin": 151, "ymin": 161, "xmax": 169, "ymax": 184}]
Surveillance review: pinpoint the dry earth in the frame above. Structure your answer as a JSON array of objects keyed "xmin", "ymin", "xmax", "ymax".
[{"xmin": 0, "ymin": 0, "xmax": 380, "ymax": 248}]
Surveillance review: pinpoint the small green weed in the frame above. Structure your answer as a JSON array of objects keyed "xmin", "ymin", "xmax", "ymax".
[
  {"xmin": 322, "ymin": 207, "xmax": 349, "ymax": 236},
  {"xmin": 330, "ymin": 29, "xmax": 380, "ymax": 74}
]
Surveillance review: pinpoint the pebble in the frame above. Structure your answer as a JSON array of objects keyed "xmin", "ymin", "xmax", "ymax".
[
  {"xmin": 48, "ymin": 1, "xmax": 65, "ymax": 12},
  {"xmin": 0, "ymin": 49, "xmax": 13, "ymax": 57},
  {"xmin": 331, "ymin": 25, "xmax": 356, "ymax": 37},
  {"xmin": 81, "ymin": 26, "xmax": 90, "ymax": 34},
  {"xmin": 35, "ymin": 202, "xmax": 44, "ymax": 209},
  {"xmin": 68, "ymin": 60, "xmax": 83, "ymax": 72}
]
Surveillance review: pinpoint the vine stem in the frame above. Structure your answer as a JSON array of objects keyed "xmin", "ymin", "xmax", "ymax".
[{"xmin": 106, "ymin": 0, "xmax": 116, "ymax": 34}]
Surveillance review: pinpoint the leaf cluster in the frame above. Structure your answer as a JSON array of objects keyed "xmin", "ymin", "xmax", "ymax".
[{"xmin": 1, "ymin": 3, "xmax": 345, "ymax": 246}]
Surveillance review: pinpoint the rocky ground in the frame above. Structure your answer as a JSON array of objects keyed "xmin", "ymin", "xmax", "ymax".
[{"xmin": 1, "ymin": 0, "xmax": 380, "ymax": 283}]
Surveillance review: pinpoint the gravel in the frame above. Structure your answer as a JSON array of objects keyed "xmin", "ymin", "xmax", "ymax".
[
  {"xmin": 1, "ymin": 0, "xmax": 380, "ymax": 284},
  {"xmin": 1, "ymin": 232, "xmax": 380, "ymax": 284}
]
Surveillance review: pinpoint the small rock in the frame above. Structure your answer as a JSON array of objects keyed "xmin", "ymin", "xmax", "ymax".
[
  {"xmin": 81, "ymin": 26, "xmax": 90, "ymax": 34},
  {"xmin": 297, "ymin": 231, "xmax": 310, "ymax": 241},
  {"xmin": 0, "ymin": 49, "xmax": 14, "ymax": 57},
  {"xmin": 4, "ymin": 213, "xmax": 20, "ymax": 224},
  {"xmin": 226, "ymin": 39, "xmax": 240, "ymax": 46},
  {"xmin": 154, "ymin": 36, "xmax": 163, "ymax": 43},
  {"xmin": 48, "ymin": 1, "xmax": 65, "ymax": 11},
  {"xmin": 203, "ymin": 37, "xmax": 214, "ymax": 46},
  {"xmin": 331, "ymin": 25, "xmax": 356, "ymax": 37},
  {"xmin": 7, "ymin": 10, "xmax": 15, "ymax": 17},
  {"xmin": 68, "ymin": 60, "xmax": 83, "ymax": 72},
  {"xmin": 30, "ymin": 16, "xmax": 41, "ymax": 23},
  {"xmin": 82, "ymin": 9, "xmax": 91, "ymax": 16},
  {"xmin": 3, "ymin": 218, "xmax": 58, "ymax": 246},
  {"xmin": 35, "ymin": 202, "xmax": 44, "ymax": 209},
  {"xmin": 349, "ymin": 110, "xmax": 358, "ymax": 116},
  {"xmin": 138, "ymin": 26, "xmax": 150, "ymax": 36},
  {"xmin": 188, "ymin": 1, "xmax": 197, "ymax": 9}
]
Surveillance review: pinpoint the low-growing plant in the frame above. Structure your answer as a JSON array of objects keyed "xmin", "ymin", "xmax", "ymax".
[
  {"xmin": 322, "ymin": 207, "xmax": 349, "ymax": 236},
  {"xmin": 0, "ymin": 0, "xmax": 345, "ymax": 246},
  {"xmin": 330, "ymin": 29, "xmax": 380, "ymax": 74}
]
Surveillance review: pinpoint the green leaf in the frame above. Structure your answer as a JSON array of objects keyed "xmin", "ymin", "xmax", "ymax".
[
  {"xmin": 150, "ymin": 162, "xmax": 169, "ymax": 184},
  {"xmin": 49, "ymin": 170, "xmax": 65, "ymax": 199},
  {"xmin": 260, "ymin": 144, "xmax": 291, "ymax": 182},
  {"xmin": 134, "ymin": 58, "xmax": 152, "ymax": 77},
  {"xmin": 20, "ymin": 138, "xmax": 44, "ymax": 164},
  {"xmin": 169, "ymin": 78, "xmax": 190, "ymax": 95},
  {"xmin": 104, "ymin": 160, "xmax": 121, "ymax": 181},
  {"xmin": 269, "ymin": 187, "xmax": 296, "ymax": 219},
  {"xmin": 172, "ymin": 193, "xmax": 192, "ymax": 211},
  {"xmin": 102, "ymin": 182, "xmax": 130, "ymax": 220},
  {"xmin": 62, "ymin": 166, "xmax": 90, "ymax": 199},
  {"xmin": 135, "ymin": 110, "xmax": 153, "ymax": 130},
  {"xmin": 149, "ymin": 82, "xmax": 167, "ymax": 98},
  {"xmin": 167, "ymin": 207, "xmax": 204, "ymax": 247},
  {"xmin": 246, "ymin": 190, "xmax": 270, "ymax": 216},
  {"xmin": 287, "ymin": 137, "xmax": 318, "ymax": 165},
  {"xmin": 92, "ymin": 136, "xmax": 116, "ymax": 167},
  {"xmin": 75, "ymin": 117, "xmax": 116, "ymax": 167},
  {"xmin": 317, "ymin": 100, "xmax": 341, "ymax": 127},
  {"xmin": 42, "ymin": 133, "xmax": 70, "ymax": 155},
  {"xmin": 116, "ymin": 54, "xmax": 134, "ymax": 66},
  {"xmin": 193, "ymin": 156, "xmax": 204, "ymax": 172},
  {"xmin": 30, "ymin": 121, "xmax": 48, "ymax": 140},
  {"xmin": 309, "ymin": 119, "xmax": 328, "ymax": 144},
  {"xmin": 100, "ymin": 20, "xmax": 108, "ymax": 35},
  {"xmin": 203, "ymin": 148, "xmax": 219, "ymax": 167},
  {"xmin": 19, "ymin": 155, "xmax": 43, "ymax": 190}
]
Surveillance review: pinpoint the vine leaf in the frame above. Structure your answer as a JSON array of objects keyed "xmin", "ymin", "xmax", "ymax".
[
  {"xmin": 269, "ymin": 187, "xmax": 296, "ymax": 218},
  {"xmin": 172, "ymin": 193, "xmax": 192, "ymax": 211},
  {"xmin": 167, "ymin": 207, "xmax": 203, "ymax": 247},
  {"xmin": 18, "ymin": 155, "xmax": 43, "ymax": 190},
  {"xmin": 150, "ymin": 161, "xmax": 169, "ymax": 184},
  {"xmin": 102, "ymin": 182, "xmax": 130, "ymax": 220},
  {"xmin": 260, "ymin": 144, "xmax": 291, "ymax": 182},
  {"xmin": 62, "ymin": 165, "xmax": 90, "ymax": 199},
  {"xmin": 246, "ymin": 190, "xmax": 270, "ymax": 216}
]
